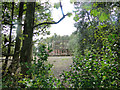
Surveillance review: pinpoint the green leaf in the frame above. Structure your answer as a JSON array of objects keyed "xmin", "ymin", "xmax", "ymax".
[
  {"xmin": 82, "ymin": 4, "xmax": 92, "ymax": 11},
  {"xmin": 112, "ymin": 34, "xmax": 117, "ymax": 39},
  {"xmin": 47, "ymin": 31, "xmax": 50, "ymax": 35},
  {"xmin": 99, "ymin": 12, "xmax": 108, "ymax": 22},
  {"xmin": 54, "ymin": 3, "xmax": 60, "ymax": 9},
  {"xmin": 24, "ymin": 34, "xmax": 28, "ymax": 37},
  {"xmin": 19, "ymin": 36, "xmax": 24, "ymax": 40},
  {"xmin": 93, "ymin": 3, "xmax": 98, "ymax": 7},
  {"xmin": 102, "ymin": 76, "xmax": 107, "ymax": 80},
  {"xmin": 73, "ymin": 14, "xmax": 79, "ymax": 22},
  {"xmin": 67, "ymin": 12, "xmax": 72, "ymax": 17},
  {"xmin": 90, "ymin": 9, "xmax": 99, "ymax": 17},
  {"xmin": 70, "ymin": 0, "xmax": 76, "ymax": 3}
]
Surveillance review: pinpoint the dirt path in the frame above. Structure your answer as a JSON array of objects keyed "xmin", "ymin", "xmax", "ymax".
[{"xmin": 47, "ymin": 56, "xmax": 73, "ymax": 79}]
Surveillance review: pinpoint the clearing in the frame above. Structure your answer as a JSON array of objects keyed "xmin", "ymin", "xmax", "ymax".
[{"xmin": 47, "ymin": 56, "xmax": 73, "ymax": 79}]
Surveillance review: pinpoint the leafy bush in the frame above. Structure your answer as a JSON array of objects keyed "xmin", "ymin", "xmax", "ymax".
[
  {"xmin": 17, "ymin": 43, "xmax": 58, "ymax": 88},
  {"xmin": 59, "ymin": 27, "xmax": 120, "ymax": 88},
  {"xmin": 2, "ymin": 43, "xmax": 60, "ymax": 88},
  {"xmin": 61, "ymin": 53, "xmax": 119, "ymax": 88}
]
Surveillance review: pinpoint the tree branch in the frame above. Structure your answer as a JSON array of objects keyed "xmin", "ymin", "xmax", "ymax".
[
  {"xmin": 33, "ymin": 1, "xmax": 68, "ymax": 28},
  {"xmin": 85, "ymin": 10, "xmax": 93, "ymax": 25},
  {"xmin": 33, "ymin": 25, "xmax": 47, "ymax": 34},
  {"xmin": 60, "ymin": 2, "xmax": 64, "ymax": 16},
  {"xmin": 33, "ymin": 14, "xmax": 68, "ymax": 28},
  {"xmin": 2, "ymin": 22, "xmax": 24, "ymax": 26}
]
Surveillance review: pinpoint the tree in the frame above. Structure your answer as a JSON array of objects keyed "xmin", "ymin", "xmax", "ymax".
[
  {"xmin": 7, "ymin": 2, "xmax": 24, "ymax": 75},
  {"xmin": 2, "ymin": 2, "xmax": 14, "ymax": 74},
  {"xmin": 71, "ymin": 2, "xmax": 94, "ymax": 56},
  {"xmin": 19, "ymin": 1, "xmax": 70, "ymax": 75},
  {"xmin": 2, "ymin": 2, "xmax": 72, "ymax": 88},
  {"xmin": 60, "ymin": 2, "xmax": 120, "ymax": 88},
  {"xmin": 20, "ymin": 2, "xmax": 35, "ymax": 75}
]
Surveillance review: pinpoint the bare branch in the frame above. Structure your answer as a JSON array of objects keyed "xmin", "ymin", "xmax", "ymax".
[
  {"xmin": 60, "ymin": 2, "xmax": 64, "ymax": 16},
  {"xmin": 33, "ymin": 25, "xmax": 47, "ymax": 34},
  {"xmin": 33, "ymin": 1, "xmax": 68, "ymax": 28}
]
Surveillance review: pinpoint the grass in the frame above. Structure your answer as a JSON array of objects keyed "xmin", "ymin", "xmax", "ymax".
[
  {"xmin": 47, "ymin": 56, "xmax": 73, "ymax": 79},
  {"xmin": 1, "ymin": 56, "xmax": 73, "ymax": 79}
]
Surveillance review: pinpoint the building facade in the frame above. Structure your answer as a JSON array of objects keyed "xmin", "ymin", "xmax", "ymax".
[{"xmin": 48, "ymin": 40, "xmax": 71, "ymax": 56}]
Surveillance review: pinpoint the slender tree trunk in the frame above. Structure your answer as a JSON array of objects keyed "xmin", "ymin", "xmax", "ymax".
[
  {"xmin": 20, "ymin": 2, "xmax": 35, "ymax": 75},
  {"xmin": 2, "ymin": 2, "xmax": 14, "ymax": 75},
  {"xmin": 7, "ymin": 2, "xmax": 24, "ymax": 75}
]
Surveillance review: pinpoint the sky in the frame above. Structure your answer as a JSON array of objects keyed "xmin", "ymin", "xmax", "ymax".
[
  {"xmin": 2, "ymin": 0, "xmax": 76, "ymax": 40},
  {"xmin": 44, "ymin": 0, "xmax": 76, "ymax": 38}
]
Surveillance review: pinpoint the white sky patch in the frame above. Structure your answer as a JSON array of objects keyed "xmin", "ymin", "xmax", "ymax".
[
  {"xmin": 49, "ymin": 15, "xmax": 76, "ymax": 36},
  {"xmin": 34, "ymin": 0, "xmax": 76, "ymax": 40},
  {"xmin": 45, "ymin": 0, "xmax": 76, "ymax": 38}
]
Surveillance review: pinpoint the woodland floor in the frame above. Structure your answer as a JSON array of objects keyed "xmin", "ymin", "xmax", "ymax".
[
  {"xmin": 1, "ymin": 56, "xmax": 73, "ymax": 79},
  {"xmin": 47, "ymin": 56, "xmax": 73, "ymax": 79}
]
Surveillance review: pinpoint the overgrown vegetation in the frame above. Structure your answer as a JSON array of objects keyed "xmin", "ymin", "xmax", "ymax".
[
  {"xmin": 1, "ymin": 1, "xmax": 120, "ymax": 89},
  {"xmin": 59, "ymin": 2, "xmax": 120, "ymax": 88},
  {"xmin": 2, "ymin": 43, "xmax": 60, "ymax": 88}
]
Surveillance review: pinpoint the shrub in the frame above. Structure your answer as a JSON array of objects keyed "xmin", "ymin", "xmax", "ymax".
[
  {"xmin": 60, "ymin": 32, "xmax": 120, "ymax": 88},
  {"xmin": 2, "ymin": 43, "xmax": 59, "ymax": 88}
]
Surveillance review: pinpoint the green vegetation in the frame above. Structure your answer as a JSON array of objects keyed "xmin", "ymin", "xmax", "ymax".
[
  {"xmin": 1, "ymin": 1, "xmax": 120, "ymax": 89},
  {"xmin": 59, "ymin": 2, "xmax": 120, "ymax": 88}
]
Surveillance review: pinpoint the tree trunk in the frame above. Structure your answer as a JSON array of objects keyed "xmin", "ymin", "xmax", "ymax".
[
  {"xmin": 7, "ymin": 2, "xmax": 24, "ymax": 75},
  {"xmin": 2, "ymin": 2, "xmax": 14, "ymax": 75},
  {"xmin": 20, "ymin": 2, "xmax": 35, "ymax": 75}
]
